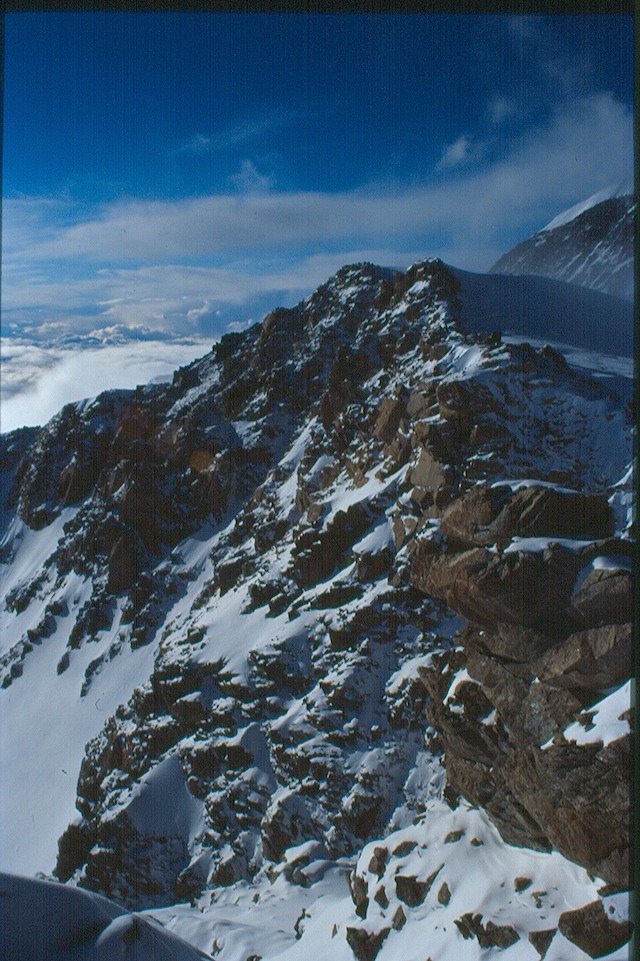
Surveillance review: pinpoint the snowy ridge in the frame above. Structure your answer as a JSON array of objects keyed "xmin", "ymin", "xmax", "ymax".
[
  {"xmin": 491, "ymin": 188, "xmax": 635, "ymax": 303},
  {"xmin": 543, "ymin": 181, "xmax": 634, "ymax": 232},
  {"xmin": 0, "ymin": 259, "xmax": 633, "ymax": 960}
]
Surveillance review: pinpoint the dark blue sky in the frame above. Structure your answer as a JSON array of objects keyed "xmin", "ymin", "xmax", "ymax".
[{"xmin": 4, "ymin": 13, "xmax": 633, "ymax": 202}]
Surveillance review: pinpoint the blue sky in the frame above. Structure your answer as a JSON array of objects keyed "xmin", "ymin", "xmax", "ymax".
[{"xmin": 1, "ymin": 12, "xmax": 634, "ymax": 429}]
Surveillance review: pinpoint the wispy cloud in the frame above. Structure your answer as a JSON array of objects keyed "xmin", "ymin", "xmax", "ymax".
[
  {"xmin": 6, "ymin": 91, "xmax": 630, "ymax": 273},
  {"xmin": 436, "ymin": 135, "xmax": 473, "ymax": 171},
  {"xmin": 228, "ymin": 159, "xmax": 276, "ymax": 194},
  {"xmin": 488, "ymin": 95, "xmax": 516, "ymax": 126},
  {"xmin": 177, "ymin": 111, "xmax": 296, "ymax": 155}
]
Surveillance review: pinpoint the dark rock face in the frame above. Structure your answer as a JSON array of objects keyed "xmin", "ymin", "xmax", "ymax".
[
  {"xmin": 413, "ymin": 543, "xmax": 582, "ymax": 634},
  {"xmin": 454, "ymin": 913, "xmax": 520, "ymax": 949},
  {"xmin": 345, "ymin": 926, "xmax": 389, "ymax": 961},
  {"xmin": 528, "ymin": 928, "xmax": 556, "ymax": 960},
  {"xmin": 439, "ymin": 485, "xmax": 613, "ymax": 548},
  {"xmin": 395, "ymin": 865, "xmax": 442, "ymax": 906},
  {"xmin": 416, "ymin": 514, "xmax": 632, "ymax": 889},
  {"xmin": 535, "ymin": 623, "xmax": 632, "ymax": 692}
]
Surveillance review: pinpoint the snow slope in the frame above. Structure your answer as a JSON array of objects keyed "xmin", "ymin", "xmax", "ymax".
[{"xmin": 451, "ymin": 266, "xmax": 633, "ymax": 357}]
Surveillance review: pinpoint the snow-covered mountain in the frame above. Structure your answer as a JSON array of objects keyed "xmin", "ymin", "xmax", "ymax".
[
  {"xmin": 0, "ymin": 260, "xmax": 634, "ymax": 960},
  {"xmin": 490, "ymin": 184, "xmax": 635, "ymax": 302}
]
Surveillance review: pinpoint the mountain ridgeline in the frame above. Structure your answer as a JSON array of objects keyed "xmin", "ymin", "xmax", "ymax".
[
  {"xmin": 0, "ymin": 256, "xmax": 634, "ymax": 961},
  {"xmin": 491, "ymin": 193, "xmax": 635, "ymax": 303}
]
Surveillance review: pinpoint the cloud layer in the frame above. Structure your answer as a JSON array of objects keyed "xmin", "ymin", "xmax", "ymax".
[{"xmin": 2, "ymin": 90, "xmax": 634, "ymax": 432}]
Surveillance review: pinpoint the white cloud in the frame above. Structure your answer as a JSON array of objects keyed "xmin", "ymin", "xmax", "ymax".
[
  {"xmin": 229, "ymin": 159, "xmax": 276, "ymax": 194},
  {"xmin": 436, "ymin": 135, "xmax": 472, "ymax": 171},
  {"xmin": 0, "ymin": 339, "xmax": 210, "ymax": 433},
  {"xmin": 5, "ymin": 91, "xmax": 630, "ymax": 277},
  {"xmin": 488, "ymin": 96, "xmax": 516, "ymax": 126}
]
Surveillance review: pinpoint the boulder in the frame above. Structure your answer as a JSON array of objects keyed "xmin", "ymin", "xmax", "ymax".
[
  {"xmin": 408, "ymin": 449, "xmax": 451, "ymax": 504},
  {"xmin": 571, "ymin": 568, "xmax": 633, "ymax": 628},
  {"xmin": 395, "ymin": 865, "xmax": 442, "ymax": 906},
  {"xmin": 372, "ymin": 396, "xmax": 407, "ymax": 444},
  {"xmin": 355, "ymin": 548, "xmax": 393, "ymax": 582},
  {"xmin": 345, "ymin": 926, "xmax": 389, "ymax": 961},
  {"xmin": 367, "ymin": 846, "xmax": 389, "ymax": 878},
  {"xmin": 528, "ymin": 928, "xmax": 556, "ymax": 960},
  {"xmin": 558, "ymin": 900, "xmax": 633, "ymax": 958},
  {"xmin": 454, "ymin": 913, "xmax": 519, "ymax": 949},
  {"xmin": 535, "ymin": 623, "xmax": 632, "ymax": 693},
  {"xmin": 437, "ymin": 882, "xmax": 451, "ymax": 905}
]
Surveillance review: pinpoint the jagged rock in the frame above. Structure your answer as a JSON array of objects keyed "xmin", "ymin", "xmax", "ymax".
[
  {"xmin": 438, "ymin": 486, "xmax": 508, "ymax": 545},
  {"xmin": 571, "ymin": 568, "xmax": 633, "ymax": 628},
  {"xmin": 439, "ymin": 485, "xmax": 613, "ymax": 548},
  {"xmin": 408, "ymin": 449, "xmax": 451, "ymax": 507},
  {"xmin": 504, "ymin": 737, "xmax": 631, "ymax": 888},
  {"xmin": 528, "ymin": 928, "xmax": 556, "ymax": 959},
  {"xmin": 454, "ymin": 913, "xmax": 519, "ymax": 949},
  {"xmin": 413, "ymin": 544, "xmax": 581, "ymax": 633},
  {"xmin": 367, "ymin": 846, "xmax": 389, "ymax": 878},
  {"xmin": 482, "ymin": 921, "xmax": 520, "ymax": 949},
  {"xmin": 444, "ymin": 830, "xmax": 464, "ymax": 843},
  {"xmin": 437, "ymin": 882, "xmax": 451, "ymax": 905},
  {"xmin": 216, "ymin": 557, "xmax": 246, "ymax": 594},
  {"xmin": 395, "ymin": 865, "xmax": 442, "ymax": 906},
  {"xmin": 461, "ymin": 622, "xmax": 554, "ymax": 663},
  {"xmin": 520, "ymin": 682, "xmax": 584, "ymax": 746},
  {"xmin": 349, "ymin": 871, "xmax": 369, "ymax": 918},
  {"xmin": 345, "ymin": 926, "xmax": 390, "ymax": 961},
  {"xmin": 491, "ymin": 487, "xmax": 613, "ymax": 544},
  {"xmin": 406, "ymin": 385, "xmax": 436, "ymax": 419},
  {"xmin": 514, "ymin": 876, "xmax": 532, "ymax": 892},
  {"xmin": 355, "ymin": 548, "xmax": 393, "ymax": 582},
  {"xmin": 535, "ymin": 623, "xmax": 632, "ymax": 693},
  {"xmin": 1, "ymin": 254, "xmax": 633, "ymax": 941},
  {"xmin": 392, "ymin": 906, "xmax": 406, "ymax": 930},
  {"xmin": 558, "ymin": 900, "xmax": 633, "ymax": 958},
  {"xmin": 55, "ymin": 818, "xmax": 95, "ymax": 883},
  {"xmin": 372, "ymin": 396, "xmax": 407, "ymax": 444},
  {"xmin": 261, "ymin": 792, "xmax": 318, "ymax": 863},
  {"xmin": 107, "ymin": 534, "xmax": 138, "ymax": 593},
  {"xmin": 391, "ymin": 840, "xmax": 416, "ymax": 857},
  {"xmin": 373, "ymin": 886, "xmax": 388, "ymax": 908},
  {"xmin": 443, "ymin": 753, "xmax": 551, "ymax": 852}
]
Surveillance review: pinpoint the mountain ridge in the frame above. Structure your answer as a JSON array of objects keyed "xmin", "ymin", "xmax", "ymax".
[
  {"xmin": 0, "ymin": 258, "xmax": 633, "ymax": 961},
  {"xmin": 490, "ymin": 192, "xmax": 635, "ymax": 303}
]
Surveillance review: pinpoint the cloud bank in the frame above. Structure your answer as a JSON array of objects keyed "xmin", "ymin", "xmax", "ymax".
[{"xmin": 2, "ymin": 91, "xmax": 633, "ymax": 432}]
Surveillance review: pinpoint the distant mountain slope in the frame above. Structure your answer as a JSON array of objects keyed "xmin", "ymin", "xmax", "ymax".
[
  {"xmin": 490, "ymin": 187, "xmax": 635, "ymax": 302},
  {"xmin": 451, "ymin": 266, "xmax": 633, "ymax": 357}
]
